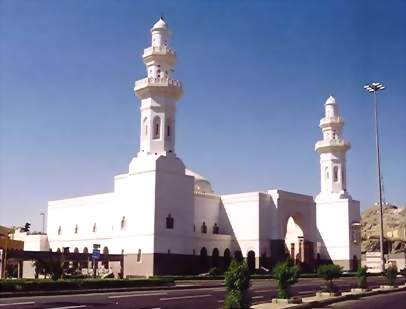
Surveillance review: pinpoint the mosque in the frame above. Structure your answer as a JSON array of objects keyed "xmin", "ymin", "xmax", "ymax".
[{"xmin": 46, "ymin": 18, "xmax": 361, "ymax": 276}]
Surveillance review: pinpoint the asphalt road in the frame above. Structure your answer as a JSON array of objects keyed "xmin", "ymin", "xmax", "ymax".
[{"xmin": 0, "ymin": 277, "xmax": 404, "ymax": 309}]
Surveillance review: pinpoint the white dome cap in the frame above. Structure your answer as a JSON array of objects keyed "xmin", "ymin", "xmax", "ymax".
[
  {"xmin": 185, "ymin": 169, "xmax": 214, "ymax": 193},
  {"xmin": 325, "ymin": 95, "xmax": 336, "ymax": 105},
  {"xmin": 152, "ymin": 17, "xmax": 169, "ymax": 31}
]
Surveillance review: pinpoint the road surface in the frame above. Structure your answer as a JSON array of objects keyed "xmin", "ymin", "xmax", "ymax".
[{"xmin": 0, "ymin": 276, "xmax": 403, "ymax": 309}]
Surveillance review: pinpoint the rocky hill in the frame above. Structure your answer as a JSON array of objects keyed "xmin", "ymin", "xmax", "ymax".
[{"xmin": 361, "ymin": 203, "xmax": 406, "ymax": 253}]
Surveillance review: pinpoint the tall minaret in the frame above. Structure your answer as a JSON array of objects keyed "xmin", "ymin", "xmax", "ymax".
[
  {"xmin": 315, "ymin": 95, "xmax": 351, "ymax": 200},
  {"xmin": 315, "ymin": 96, "xmax": 361, "ymax": 270},
  {"xmin": 134, "ymin": 18, "xmax": 182, "ymax": 156}
]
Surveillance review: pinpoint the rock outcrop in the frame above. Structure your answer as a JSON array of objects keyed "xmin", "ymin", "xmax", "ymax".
[{"xmin": 361, "ymin": 203, "xmax": 406, "ymax": 253}]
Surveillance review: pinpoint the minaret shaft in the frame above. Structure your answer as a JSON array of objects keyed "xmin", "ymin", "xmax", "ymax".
[
  {"xmin": 315, "ymin": 96, "xmax": 351, "ymax": 198},
  {"xmin": 134, "ymin": 18, "xmax": 182, "ymax": 156}
]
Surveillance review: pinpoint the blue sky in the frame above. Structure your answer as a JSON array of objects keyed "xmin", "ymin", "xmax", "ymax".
[{"xmin": 1, "ymin": 0, "xmax": 405, "ymax": 231}]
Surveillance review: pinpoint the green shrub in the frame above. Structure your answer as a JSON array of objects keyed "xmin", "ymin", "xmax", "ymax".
[
  {"xmin": 356, "ymin": 266, "xmax": 368, "ymax": 289},
  {"xmin": 317, "ymin": 264, "xmax": 342, "ymax": 293},
  {"xmin": 384, "ymin": 265, "xmax": 398, "ymax": 286},
  {"xmin": 224, "ymin": 290, "xmax": 248, "ymax": 309},
  {"xmin": 272, "ymin": 260, "xmax": 299, "ymax": 299},
  {"xmin": 0, "ymin": 278, "xmax": 174, "ymax": 292},
  {"xmin": 224, "ymin": 259, "xmax": 251, "ymax": 308}
]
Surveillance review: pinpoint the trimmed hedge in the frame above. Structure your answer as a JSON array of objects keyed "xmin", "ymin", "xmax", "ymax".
[{"xmin": 0, "ymin": 278, "xmax": 174, "ymax": 292}]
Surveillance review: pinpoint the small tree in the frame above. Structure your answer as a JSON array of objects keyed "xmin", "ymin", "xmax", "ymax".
[
  {"xmin": 224, "ymin": 259, "xmax": 251, "ymax": 309},
  {"xmin": 317, "ymin": 264, "xmax": 343, "ymax": 293},
  {"xmin": 272, "ymin": 260, "xmax": 300, "ymax": 299},
  {"xmin": 384, "ymin": 265, "xmax": 398, "ymax": 287},
  {"xmin": 48, "ymin": 254, "xmax": 64, "ymax": 281},
  {"xmin": 356, "ymin": 266, "xmax": 368, "ymax": 289}
]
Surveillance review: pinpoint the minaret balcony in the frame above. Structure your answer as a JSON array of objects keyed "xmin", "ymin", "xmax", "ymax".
[
  {"xmin": 319, "ymin": 116, "xmax": 344, "ymax": 128},
  {"xmin": 143, "ymin": 46, "xmax": 176, "ymax": 66},
  {"xmin": 315, "ymin": 139, "xmax": 351, "ymax": 152},
  {"xmin": 134, "ymin": 77, "xmax": 183, "ymax": 100}
]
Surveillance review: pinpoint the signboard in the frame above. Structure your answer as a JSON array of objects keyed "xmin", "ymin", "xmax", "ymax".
[{"xmin": 92, "ymin": 248, "xmax": 100, "ymax": 260}]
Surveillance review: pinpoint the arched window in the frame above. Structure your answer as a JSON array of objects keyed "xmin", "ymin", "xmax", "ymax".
[
  {"xmin": 83, "ymin": 247, "xmax": 89, "ymax": 254},
  {"xmin": 102, "ymin": 247, "xmax": 109, "ymax": 269},
  {"xmin": 92, "ymin": 223, "xmax": 97, "ymax": 233},
  {"xmin": 333, "ymin": 166, "xmax": 339, "ymax": 182},
  {"xmin": 121, "ymin": 216, "xmax": 126, "ymax": 230},
  {"xmin": 58, "ymin": 226, "xmax": 62, "ymax": 235},
  {"xmin": 201, "ymin": 222, "xmax": 207, "ymax": 234},
  {"xmin": 212, "ymin": 248, "xmax": 219, "ymax": 268},
  {"xmin": 166, "ymin": 118, "xmax": 171, "ymax": 138},
  {"xmin": 137, "ymin": 249, "xmax": 142, "ymax": 262},
  {"xmin": 74, "ymin": 224, "xmax": 78, "ymax": 234},
  {"xmin": 212, "ymin": 223, "xmax": 219, "ymax": 234},
  {"xmin": 143, "ymin": 117, "xmax": 148, "ymax": 137},
  {"xmin": 166, "ymin": 214, "xmax": 174, "ymax": 229},
  {"xmin": 73, "ymin": 247, "xmax": 79, "ymax": 254},
  {"xmin": 224, "ymin": 249, "xmax": 231, "ymax": 269},
  {"xmin": 153, "ymin": 116, "xmax": 161, "ymax": 139}
]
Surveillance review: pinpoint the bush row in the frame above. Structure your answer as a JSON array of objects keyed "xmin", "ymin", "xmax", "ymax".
[{"xmin": 0, "ymin": 278, "xmax": 174, "ymax": 292}]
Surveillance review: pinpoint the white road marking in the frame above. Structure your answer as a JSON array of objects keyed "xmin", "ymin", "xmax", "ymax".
[
  {"xmin": 252, "ymin": 296, "xmax": 264, "ymax": 299},
  {"xmin": 48, "ymin": 305, "xmax": 86, "ymax": 309},
  {"xmin": 298, "ymin": 290, "xmax": 314, "ymax": 294},
  {"xmin": 255, "ymin": 289, "xmax": 274, "ymax": 293},
  {"xmin": 160, "ymin": 294, "xmax": 212, "ymax": 301},
  {"xmin": 0, "ymin": 302, "xmax": 35, "ymax": 307},
  {"xmin": 108, "ymin": 292, "xmax": 167, "ymax": 299}
]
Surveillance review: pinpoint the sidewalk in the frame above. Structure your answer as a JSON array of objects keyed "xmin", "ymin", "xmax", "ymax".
[{"xmin": 0, "ymin": 281, "xmax": 224, "ymax": 299}]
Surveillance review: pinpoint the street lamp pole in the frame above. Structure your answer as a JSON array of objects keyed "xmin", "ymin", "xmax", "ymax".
[
  {"xmin": 40, "ymin": 213, "xmax": 45, "ymax": 234},
  {"xmin": 364, "ymin": 82, "xmax": 385, "ymax": 273}
]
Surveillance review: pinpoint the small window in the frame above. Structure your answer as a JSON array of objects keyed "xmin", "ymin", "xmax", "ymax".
[
  {"xmin": 213, "ymin": 223, "xmax": 219, "ymax": 234},
  {"xmin": 153, "ymin": 116, "xmax": 161, "ymax": 139},
  {"xmin": 137, "ymin": 249, "xmax": 142, "ymax": 262},
  {"xmin": 58, "ymin": 226, "xmax": 62, "ymax": 235},
  {"xmin": 193, "ymin": 224, "xmax": 196, "ymax": 232},
  {"xmin": 166, "ymin": 214, "xmax": 174, "ymax": 229},
  {"xmin": 121, "ymin": 216, "xmax": 126, "ymax": 230},
  {"xmin": 74, "ymin": 224, "xmax": 78, "ymax": 234},
  {"xmin": 201, "ymin": 222, "xmax": 207, "ymax": 234},
  {"xmin": 332, "ymin": 130, "xmax": 337, "ymax": 139},
  {"xmin": 143, "ymin": 117, "xmax": 148, "ymax": 137},
  {"xmin": 92, "ymin": 223, "xmax": 97, "ymax": 233},
  {"xmin": 333, "ymin": 166, "xmax": 339, "ymax": 182},
  {"xmin": 325, "ymin": 167, "xmax": 329, "ymax": 180}
]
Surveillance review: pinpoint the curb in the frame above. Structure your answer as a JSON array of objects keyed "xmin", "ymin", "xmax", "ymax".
[
  {"xmin": 0, "ymin": 283, "xmax": 224, "ymax": 299},
  {"xmin": 260, "ymin": 285, "xmax": 406, "ymax": 309}
]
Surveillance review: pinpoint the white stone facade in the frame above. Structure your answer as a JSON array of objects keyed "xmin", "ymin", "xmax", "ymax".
[{"xmin": 45, "ymin": 18, "xmax": 361, "ymax": 275}]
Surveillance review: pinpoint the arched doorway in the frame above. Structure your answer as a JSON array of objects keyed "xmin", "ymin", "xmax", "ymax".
[
  {"xmin": 247, "ymin": 251, "xmax": 256, "ymax": 273},
  {"xmin": 102, "ymin": 246, "xmax": 109, "ymax": 269},
  {"xmin": 234, "ymin": 250, "xmax": 243, "ymax": 262},
  {"xmin": 200, "ymin": 247, "xmax": 208, "ymax": 272},
  {"xmin": 224, "ymin": 249, "xmax": 231, "ymax": 270},
  {"xmin": 212, "ymin": 248, "xmax": 219, "ymax": 268},
  {"xmin": 284, "ymin": 216, "xmax": 304, "ymax": 264}
]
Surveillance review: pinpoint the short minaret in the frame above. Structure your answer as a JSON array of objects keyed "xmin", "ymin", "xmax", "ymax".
[
  {"xmin": 134, "ymin": 17, "xmax": 182, "ymax": 156},
  {"xmin": 315, "ymin": 96, "xmax": 351, "ymax": 200}
]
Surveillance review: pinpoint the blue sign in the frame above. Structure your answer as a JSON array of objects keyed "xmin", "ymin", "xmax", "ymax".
[{"xmin": 92, "ymin": 249, "xmax": 100, "ymax": 259}]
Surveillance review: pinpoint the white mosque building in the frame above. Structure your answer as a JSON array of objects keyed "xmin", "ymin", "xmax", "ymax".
[{"xmin": 46, "ymin": 18, "xmax": 361, "ymax": 276}]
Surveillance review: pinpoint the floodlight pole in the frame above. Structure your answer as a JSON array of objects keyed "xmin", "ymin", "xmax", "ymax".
[
  {"xmin": 373, "ymin": 89, "xmax": 385, "ymax": 273},
  {"xmin": 364, "ymin": 82, "xmax": 385, "ymax": 273}
]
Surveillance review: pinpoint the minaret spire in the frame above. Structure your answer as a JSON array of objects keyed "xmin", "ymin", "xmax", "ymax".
[
  {"xmin": 134, "ymin": 18, "xmax": 182, "ymax": 157},
  {"xmin": 315, "ymin": 95, "xmax": 351, "ymax": 199}
]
